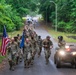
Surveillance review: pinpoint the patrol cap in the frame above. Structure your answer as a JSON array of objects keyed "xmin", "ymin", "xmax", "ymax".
[
  {"xmin": 38, "ymin": 35, "xmax": 41, "ymax": 39},
  {"xmin": 38, "ymin": 35, "xmax": 41, "ymax": 38},
  {"xmin": 17, "ymin": 34, "xmax": 20, "ymax": 37},
  {"xmin": 14, "ymin": 36, "xmax": 18, "ymax": 41},
  {"xmin": 58, "ymin": 36, "xmax": 63, "ymax": 39},
  {"xmin": 46, "ymin": 36, "xmax": 51, "ymax": 38},
  {"xmin": 14, "ymin": 36, "xmax": 18, "ymax": 39}
]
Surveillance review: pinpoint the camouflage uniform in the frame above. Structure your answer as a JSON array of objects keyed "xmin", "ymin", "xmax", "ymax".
[
  {"xmin": 58, "ymin": 36, "xmax": 66, "ymax": 49},
  {"xmin": 7, "ymin": 42, "xmax": 13, "ymax": 70},
  {"xmin": 30, "ymin": 36, "xmax": 37, "ymax": 64},
  {"xmin": 34, "ymin": 33, "xmax": 39, "ymax": 55},
  {"xmin": 58, "ymin": 40, "xmax": 66, "ymax": 48},
  {"xmin": 37, "ymin": 36, "xmax": 42, "ymax": 57},
  {"xmin": 29, "ymin": 21, "xmax": 34, "ymax": 30},
  {"xmin": 7, "ymin": 39, "xmax": 18, "ymax": 70},
  {"xmin": 17, "ymin": 37, "xmax": 23, "ymax": 62},
  {"xmin": 23, "ymin": 39, "xmax": 32, "ymax": 68},
  {"xmin": 14, "ymin": 36, "xmax": 20, "ymax": 65},
  {"xmin": 43, "ymin": 37, "xmax": 53, "ymax": 64}
]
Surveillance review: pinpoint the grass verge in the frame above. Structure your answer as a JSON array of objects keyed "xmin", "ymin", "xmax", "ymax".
[{"xmin": 43, "ymin": 25, "xmax": 76, "ymax": 43}]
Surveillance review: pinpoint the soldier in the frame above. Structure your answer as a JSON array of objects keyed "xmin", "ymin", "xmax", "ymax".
[
  {"xmin": 17, "ymin": 35, "xmax": 23, "ymax": 62},
  {"xmin": 23, "ymin": 28, "xmax": 27, "ymax": 39},
  {"xmin": 37, "ymin": 35, "xmax": 42, "ymax": 57},
  {"xmin": 43, "ymin": 36, "xmax": 53, "ymax": 64},
  {"xmin": 30, "ymin": 34, "xmax": 37, "ymax": 65},
  {"xmin": 23, "ymin": 26, "xmax": 31, "ymax": 39},
  {"xmin": 14, "ymin": 36, "xmax": 19, "ymax": 65},
  {"xmin": 23, "ymin": 38, "xmax": 32, "ymax": 68},
  {"xmin": 28, "ymin": 27, "xmax": 34, "ymax": 37},
  {"xmin": 34, "ymin": 32, "xmax": 39, "ymax": 56},
  {"xmin": 29, "ymin": 21, "xmax": 33, "ymax": 26},
  {"xmin": 27, "ymin": 20, "xmax": 31, "ymax": 26},
  {"xmin": 58, "ymin": 36, "xmax": 66, "ymax": 48},
  {"xmin": 7, "ymin": 38, "xmax": 18, "ymax": 70},
  {"xmin": 7, "ymin": 42, "xmax": 13, "ymax": 70}
]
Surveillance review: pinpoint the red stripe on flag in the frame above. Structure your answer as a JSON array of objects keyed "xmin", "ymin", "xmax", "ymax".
[
  {"xmin": 4, "ymin": 38, "xmax": 10, "ymax": 55},
  {"xmin": 1, "ymin": 37, "xmax": 10, "ymax": 56}
]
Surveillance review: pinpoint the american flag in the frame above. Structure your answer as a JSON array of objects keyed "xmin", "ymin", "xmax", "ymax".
[{"xmin": 0, "ymin": 26, "xmax": 10, "ymax": 56}]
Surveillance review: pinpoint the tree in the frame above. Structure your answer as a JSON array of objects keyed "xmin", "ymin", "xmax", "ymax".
[
  {"xmin": 38, "ymin": 0, "xmax": 76, "ymax": 33},
  {"xmin": 6, "ymin": 0, "xmax": 38, "ymax": 16},
  {"xmin": 0, "ymin": 0, "xmax": 23, "ymax": 32}
]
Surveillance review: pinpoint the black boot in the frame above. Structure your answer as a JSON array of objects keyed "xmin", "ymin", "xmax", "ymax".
[
  {"xmin": 9, "ymin": 61, "xmax": 12, "ymax": 70},
  {"xmin": 16, "ymin": 56, "xmax": 19, "ymax": 65}
]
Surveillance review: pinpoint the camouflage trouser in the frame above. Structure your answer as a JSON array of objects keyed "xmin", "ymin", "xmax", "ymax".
[
  {"xmin": 30, "ymin": 47, "xmax": 37, "ymax": 65},
  {"xmin": 11, "ymin": 53, "xmax": 15, "ymax": 62},
  {"xmin": 18, "ymin": 50, "xmax": 23, "ymax": 62},
  {"xmin": 8, "ymin": 60, "xmax": 14, "ymax": 70},
  {"xmin": 24, "ymin": 52, "xmax": 31, "ymax": 67},
  {"xmin": 38, "ymin": 47, "xmax": 42, "ymax": 56},
  {"xmin": 24, "ymin": 54, "xmax": 28, "ymax": 67},
  {"xmin": 8, "ymin": 54, "xmax": 16, "ymax": 70},
  {"xmin": 31, "ymin": 47, "xmax": 37, "ymax": 59},
  {"xmin": 44, "ymin": 48, "xmax": 51, "ymax": 64},
  {"xmin": 8, "ymin": 54, "xmax": 13, "ymax": 70}
]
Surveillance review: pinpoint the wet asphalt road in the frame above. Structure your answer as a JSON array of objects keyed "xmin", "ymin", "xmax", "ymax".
[{"xmin": 0, "ymin": 23, "xmax": 76, "ymax": 75}]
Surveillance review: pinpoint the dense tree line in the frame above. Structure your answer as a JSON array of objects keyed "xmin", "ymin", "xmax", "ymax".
[
  {"xmin": 39, "ymin": 0, "xmax": 76, "ymax": 33},
  {"xmin": 0, "ymin": 0, "xmax": 38, "ymax": 32},
  {"xmin": 6, "ymin": 0, "xmax": 39, "ymax": 17},
  {"xmin": 0, "ymin": 0, "xmax": 76, "ymax": 33},
  {"xmin": 0, "ymin": 0, "xmax": 22, "ymax": 32}
]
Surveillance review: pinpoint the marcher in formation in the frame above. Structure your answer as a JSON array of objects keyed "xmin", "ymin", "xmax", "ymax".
[
  {"xmin": 7, "ymin": 22, "xmax": 53, "ymax": 71},
  {"xmin": 58, "ymin": 36, "xmax": 66, "ymax": 48},
  {"xmin": 43, "ymin": 36, "xmax": 53, "ymax": 64}
]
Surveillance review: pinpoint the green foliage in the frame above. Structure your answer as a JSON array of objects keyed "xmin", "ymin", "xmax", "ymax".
[
  {"xmin": 57, "ymin": 0, "xmax": 76, "ymax": 33},
  {"xmin": 39, "ymin": 0, "xmax": 76, "ymax": 33},
  {"xmin": 0, "ymin": 0, "xmax": 38, "ymax": 32},
  {"xmin": 0, "ymin": 0, "xmax": 23, "ymax": 32},
  {"xmin": 58, "ymin": 21, "xmax": 74, "ymax": 33},
  {"xmin": 65, "ymin": 22, "xmax": 74, "ymax": 33},
  {"xmin": 6, "ymin": 0, "xmax": 38, "ymax": 16},
  {"xmin": 0, "ymin": 4, "xmax": 14, "ymax": 32},
  {"xmin": 0, "ymin": 0, "xmax": 39, "ymax": 32},
  {"xmin": 58, "ymin": 21, "xmax": 66, "ymax": 31},
  {"xmin": 0, "ymin": 0, "xmax": 75, "ymax": 33}
]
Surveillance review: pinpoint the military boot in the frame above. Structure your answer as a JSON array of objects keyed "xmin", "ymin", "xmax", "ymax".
[{"xmin": 9, "ymin": 61, "xmax": 12, "ymax": 70}]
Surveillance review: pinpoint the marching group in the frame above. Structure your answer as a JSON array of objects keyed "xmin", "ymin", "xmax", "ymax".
[
  {"xmin": 7, "ymin": 23, "xmax": 53, "ymax": 71},
  {"xmin": 7, "ymin": 21, "xmax": 66, "ymax": 71}
]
